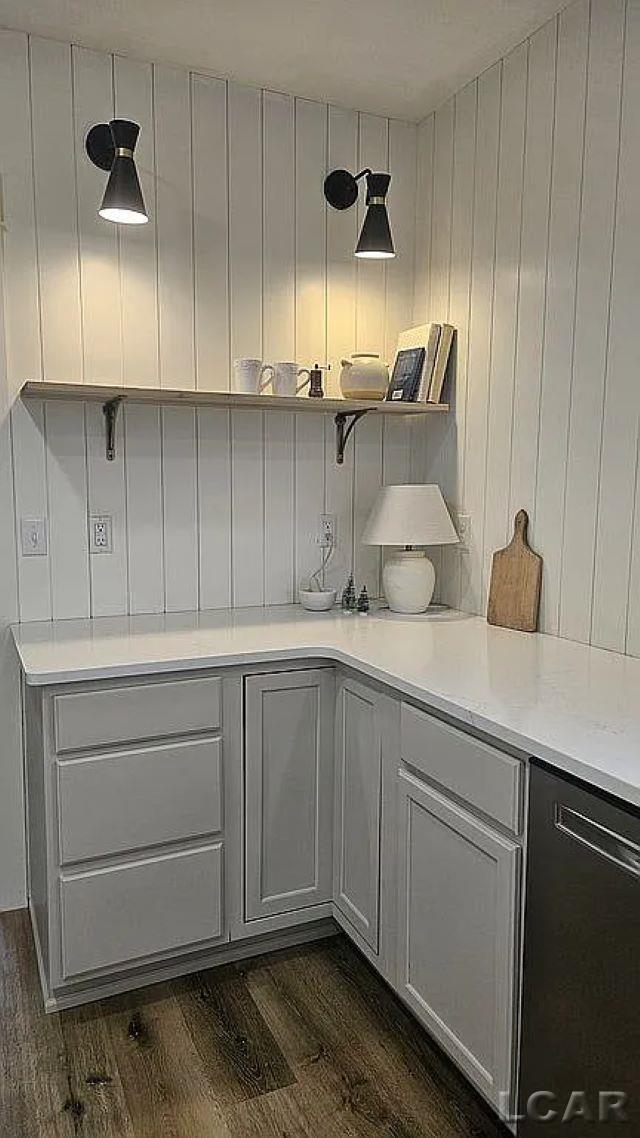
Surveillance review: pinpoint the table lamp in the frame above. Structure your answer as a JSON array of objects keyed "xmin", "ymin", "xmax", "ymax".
[{"xmin": 362, "ymin": 484, "xmax": 458, "ymax": 613}]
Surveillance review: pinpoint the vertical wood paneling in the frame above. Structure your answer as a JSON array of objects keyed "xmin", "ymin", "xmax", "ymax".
[
  {"xmin": 324, "ymin": 414, "xmax": 354, "ymax": 593},
  {"xmin": 29, "ymin": 36, "xmax": 83, "ymax": 383},
  {"xmin": 263, "ymin": 91, "xmax": 295, "ymax": 370},
  {"xmin": 592, "ymin": 0, "xmax": 640, "ymax": 651},
  {"xmin": 481, "ymin": 43, "xmax": 528, "ymax": 605},
  {"xmin": 45, "ymin": 402, "xmax": 90, "ymax": 618},
  {"xmin": 264, "ymin": 413, "xmax": 294, "ymax": 603},
  {"xmin": 507, "ymin": 20, "xmax": 557, "ymax": 533},
  {"xmin": 535, "ymin": 0, "xmax": 589, "ymax": 635},
  {"xmin": 424, "ymin": 99, "xmax": 454, "ymax": 594},
  {"xmin": 114, "ymin": 55, "xmax": 159, "ymax": 388},
  {"xmin": 124, "ymin": 403, "xmax": 164, "ymax": 614},
  {"xmin": 73, "ymin": 47, "xmax": 122, "ymax": 385},
  {"xmin": 356, "ymin": 114, "xmax": 388, "ymax": 356},
  {"xmin": 198, "ymin": 408, "xmax": 232, "ymax": 609},
  {"xmin": 11, "ymin": 400, "xmax": 50, "ymax": 621},
  {"xmin": 295, "ymin": 99, "xmax": 327, "ymax": 368},
  {"xmin": 154, "ymin": 65, "xmax": 194, "ymax": 389},
  {"xmin": 353, "ymin": 414, "xmax": 383, "ymax": 597},
  {"xmin": 295, "ymin": 414, "xmax": 325, "ymax": 592},
  {"xmin": 381, "ymin": 118, "xmax": 418, "ymax": 525},
  {"xmin": 385, "ymin": 120, "xmax": 418, "ymax": 362},
  {"xmin": 192, "ymin": 74, "xmax": 229, "ymax": 391},
  {"xmin": 86, "ymin": 401, "xmax": 128, "ymax": 615},
  {"xmin": 413, "ymin": 115, "xmax": 434, "ymax": 325},
  {"xmin": 413, "ymin": 1, "xmax": 640, "ymax": 659},
  {"xmin": 439, "ymin": 81, "xmax": 477, "ymax": 609},
  {"xmin": 459, "ymin": 63, "xmax": 501, "ymax": 614},
  {"xmin": 559, "ymin": 0, "xmax": 625, "ymax": 644},
  {"xmin": 326, "ymin": 105, "xmax": 358, "ymax": 393},
  {"xmin": 162, "ymin": 407, "xmax": 198, "ymax": 611},
  {"xmin": 231, "ymin": 409, "xmax": 264, "ymax": 605},
  {"xmin": 228, "ymin": 84, "xmax": 262, "ymax": 365},
  {"xmin": 0, "ymin": 31, "xmax": 41, "ymax": 394}
]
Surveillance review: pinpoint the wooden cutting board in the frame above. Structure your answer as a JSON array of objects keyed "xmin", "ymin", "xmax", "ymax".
[{"xmin": 487, "ymin": 510, "xmax": 542, "ymax": 632}]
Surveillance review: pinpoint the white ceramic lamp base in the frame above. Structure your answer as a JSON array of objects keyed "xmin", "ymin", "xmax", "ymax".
[{"xmin": 382, "ymin": 550, "xmax": 435, "ymax": 614}]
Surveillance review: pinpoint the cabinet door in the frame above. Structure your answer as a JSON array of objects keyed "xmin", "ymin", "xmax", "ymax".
[
  {"xmin": 397, "ymin": 769, "xmax": 519, "ymax": 1111},
  {"xmin": 245, "ymin": 669, "xmax": 334, "ymax": 921},
  {"xmin": 334, "ymin": 677, "xmax": 382, "ymax": 951}
]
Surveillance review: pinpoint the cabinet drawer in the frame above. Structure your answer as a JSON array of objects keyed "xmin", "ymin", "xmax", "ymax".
[
  {"xmin": 60, "ymin": 842, "xmax": 224, "ymax": 978},
  {"xmin": 400, "ymin": 702, "xmax": 523, "ymax": 833},
  {"xmin": 54, "ymin": 676, "xmax": 221, "ymax": 754},
  {"xmin": 58, "ymin": 737, "xmax": 222, "ymax": 864}
]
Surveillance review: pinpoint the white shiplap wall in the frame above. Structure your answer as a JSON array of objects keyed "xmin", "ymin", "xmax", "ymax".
[
  {"xmin": 0, "ymin": 30, "xmax": 421, "ymax": 906},
  {"xmin": 417, "ymin": 0, "xmax": 640, "ymax": 659},
  {"xmin": 0, "ymin": 30, "xmax": 422, "ymax": 623}
]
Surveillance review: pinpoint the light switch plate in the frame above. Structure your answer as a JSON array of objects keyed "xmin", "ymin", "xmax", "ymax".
[
  {"xmin": 21, "ymin": 517, "xmax": 48, "ymax": 557},
  {"xmin": 89, "ymin": 515, "xmax": 113, "ymax": 554}
]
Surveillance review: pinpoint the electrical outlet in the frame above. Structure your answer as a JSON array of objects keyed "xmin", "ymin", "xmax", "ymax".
[
  {"xmin": 456, "ymin": 514, "xmax": 471, "ymax": 554},
  {"xmin": 317, "ymin": 514, "xmax": 337, "ymax": 548},
  {"xmin": 21, "ymin": 517, "xmax": 48, "ymax": 557},
  {"xmin": 89, "ymin": 515, "xmax": 113, "ymax": 554}
]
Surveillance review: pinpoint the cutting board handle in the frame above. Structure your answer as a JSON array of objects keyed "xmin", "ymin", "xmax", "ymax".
[{"xmin": 513, "ymin": 509, "xmax": 529, "ymax": 544}]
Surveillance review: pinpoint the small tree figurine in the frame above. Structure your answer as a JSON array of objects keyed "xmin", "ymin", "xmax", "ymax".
[
  {"xmin": 357, "ymin": 585, "xmax": 370, "ymax": 614},
  {"xmin": 341, "ymin": 574, "xmax": 357, "ymax": 613}
]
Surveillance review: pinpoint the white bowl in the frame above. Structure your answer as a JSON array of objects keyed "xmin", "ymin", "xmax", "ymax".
[{"xmin": 299, "ymin": 588, "xmax": 336, "ymax": 612}]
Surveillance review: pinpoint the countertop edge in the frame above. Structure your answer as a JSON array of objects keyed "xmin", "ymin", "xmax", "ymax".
[{"xmin": 14, "ymin": 632, "xmax": 640, "ymax": 811}]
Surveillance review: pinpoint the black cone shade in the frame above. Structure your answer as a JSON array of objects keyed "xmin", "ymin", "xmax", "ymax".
[
  {"xmin": 355, "ymin": 172, "xmax": 394, "ymax": 259},
  {"xmin": 97, "ymin": 120, "xmax": 148, "ymax": 225}
]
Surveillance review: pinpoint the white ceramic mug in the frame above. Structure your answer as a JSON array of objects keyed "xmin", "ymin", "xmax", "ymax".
[
  {"xmin": 272, "ymin": 362, "xmax": 312, "ymax": 397},
  {"xmin": 233, "ymin": 358, "xmax": 275, "ymax": 394}
]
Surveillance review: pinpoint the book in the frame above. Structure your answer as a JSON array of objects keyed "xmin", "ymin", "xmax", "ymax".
[
  {"xmin": 428, "ymin": 323, "xmax": 455, "ymax": 403},
  {"xmin": 386, "ymin": 347, "xmax": 426, "ymax": 402},
  {"xmin": 395, "ymin": 323, "xmax": 441, "ymax": 402}
]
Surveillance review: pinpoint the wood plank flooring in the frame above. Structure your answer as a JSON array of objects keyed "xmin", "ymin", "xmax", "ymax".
[{"xmin": 0, "ymin": 911, "xmax": 507, "ymax": 1137}]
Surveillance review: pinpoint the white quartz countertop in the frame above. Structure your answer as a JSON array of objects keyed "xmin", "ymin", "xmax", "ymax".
[{"xmin": 12, "ymin": 605, "xmax": 640, "ymax": 809}]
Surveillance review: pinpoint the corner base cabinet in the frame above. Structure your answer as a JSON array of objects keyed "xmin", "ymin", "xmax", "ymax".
[
  {"xmin": 397, "ymin": 768, "xmax": 520, "ymax": 1111},
  {"xmin": 22, "ymin": 656, "xmax": 525, "ymax": 1127}
]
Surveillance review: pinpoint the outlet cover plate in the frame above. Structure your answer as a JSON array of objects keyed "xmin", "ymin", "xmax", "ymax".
[
  {"xmin": 89, "ymin": 515, "xmax": 113, "ymax": 554},
  {"xmin": 456, "ymin": 514, "xmax": 471, "ymax": 553}
]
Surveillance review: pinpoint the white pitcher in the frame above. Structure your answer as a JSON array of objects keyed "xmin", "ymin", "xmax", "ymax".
[
  {"xmin": 339, "ymin": 353, "xmax": 389, "ymax": 400},
  {"xmin": 233, "ymin": 358, "xmax": 275, "ymax": 394},
  {"xmin": 272, "ymin": 362, "xmax": 312, "ymax": 397}
]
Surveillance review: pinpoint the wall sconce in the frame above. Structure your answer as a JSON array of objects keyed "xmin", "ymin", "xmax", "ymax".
[
  {"xmin": 323, "ymin": 168, "xmax": 395, "ymax": 259},
  {"xmin": 86, "ymin": 119, "xmax": 148, "ymax": 225}
]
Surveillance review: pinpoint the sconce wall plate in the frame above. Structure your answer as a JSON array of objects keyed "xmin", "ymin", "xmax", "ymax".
[{"xmin": 323, "ymin": 168, "xmax": 360, "ymax": 210}]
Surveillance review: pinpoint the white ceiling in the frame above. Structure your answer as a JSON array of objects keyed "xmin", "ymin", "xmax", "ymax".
[{"xmin": 0, "ymin": 0, "xmax": 566, "ymax": 120}]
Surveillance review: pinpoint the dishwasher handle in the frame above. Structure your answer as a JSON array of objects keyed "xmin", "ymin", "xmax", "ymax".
[{"xmin": 555, "ymin": 803, "xmax": 640, "ymax": 881}]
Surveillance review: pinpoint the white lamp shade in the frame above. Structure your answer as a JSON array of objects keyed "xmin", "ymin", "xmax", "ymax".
[{"xmin": 362, "ymin": 484, "xmax": 458, "ymax": 547}]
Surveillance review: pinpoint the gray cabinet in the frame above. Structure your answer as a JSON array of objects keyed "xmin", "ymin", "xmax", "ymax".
[
  {"xmin": 333, "ymin": 676, "xmax": 383, "ymax": 952},
  {"xmin": 244, "ymin": 669, "xmax": 334, "ymax": 921},
  {"xmin": 397, "ymin": 768, "xmax": 520, "ymax": 1112}
]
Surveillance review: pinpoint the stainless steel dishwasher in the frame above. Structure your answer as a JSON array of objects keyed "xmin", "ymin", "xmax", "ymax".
[{"xmin": 518, "ymin": 760, "xmax": 640, "ymax": 1134}]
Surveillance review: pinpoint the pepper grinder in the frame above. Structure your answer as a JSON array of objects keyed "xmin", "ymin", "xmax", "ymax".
[{"xmin": 308, "ymin": 363, "xmax": 330, "ymax": 398}]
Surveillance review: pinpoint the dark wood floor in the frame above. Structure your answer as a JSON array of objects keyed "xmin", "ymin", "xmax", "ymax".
[{"xmin": 0, "ymin": 910, "xmax": 506, "ymax": 1137}]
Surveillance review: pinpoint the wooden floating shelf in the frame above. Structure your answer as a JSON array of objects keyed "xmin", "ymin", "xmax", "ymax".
[
  {"xmin": 20, "ymin": 381, "xmax": 449, "ymax": 465},
  {"xmin": 20, "ymin": 381, "xmax": 449, "ymax": 416}
]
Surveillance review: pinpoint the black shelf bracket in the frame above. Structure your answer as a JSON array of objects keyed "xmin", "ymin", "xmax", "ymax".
[
  {"xmin": 335, "ymin": 409, "xmax": 369, "ymax": 465},
  {"xmin": 103, "ymin": 397, "xmax": 124, "ymax": 461}
]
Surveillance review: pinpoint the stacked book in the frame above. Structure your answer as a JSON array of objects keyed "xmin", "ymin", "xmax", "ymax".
[{"xmin": 386, "ymin": 323, "xmax": 454, "ymax": 404}]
